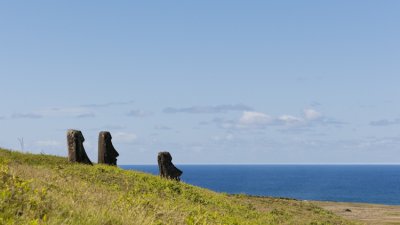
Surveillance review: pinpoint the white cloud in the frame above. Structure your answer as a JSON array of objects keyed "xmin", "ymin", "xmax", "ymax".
[
  {"xmin": 112, "ymin": 132, "xmax": 137, "ymax": 143},
  {"xmin": 221, "ymin": 108, "xmax": 326, "ymax": 129},
  {"xmin": 239, "ymin": 111, "xmax": 273, "ymax": 127},
  {"xmin": 12, "ymin": 101, "xmax": 137, "ymax": 120},
  {"xmin": 13, "ymin": 106, "xmax": 96, "ymax": 119},
  {"xmin": 76, "ymin": 112, "xmax": 96, "ymax": 118},
  {"xmin": 81, "ymin": 100, "xmax": 135, "ymax": 108},
  {"xmin": 127, "ymin": 109, "xmax": 152, "ymax": 117},
  {"xmin": 304, "ymin": 109, "xmax": 322, "ymax": 120},
  {"xmin": 211, "ymin": 108, "xmax": 331, "ymax": 130},
  {"xmin": 278, "ymin": 115, "xmax": 304, "ymax": 125},
  {"xmin": 164, "ymin": 104, "xmax": 253, "ymax": 114},
  {"xmin": 370, "ymin": 118, "xmax": 400, "ymax": 126},
  {"xmin": 40, "ymin": 107, "xmax": 95, "ymax": 118},
  {"xmin": 12, "ymin": 113, "xmax": 43, "ymax": 119}
]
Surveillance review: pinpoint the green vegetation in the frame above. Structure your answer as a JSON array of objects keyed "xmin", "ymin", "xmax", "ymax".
[{"xmin": 0, "ymin": 148, "xmax": 358, "ymax": 224}]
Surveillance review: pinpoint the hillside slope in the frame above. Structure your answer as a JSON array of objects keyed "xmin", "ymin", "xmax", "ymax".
[{"xmin": 0, "ymin": 148, "xmax": 357, "ymax": 225}]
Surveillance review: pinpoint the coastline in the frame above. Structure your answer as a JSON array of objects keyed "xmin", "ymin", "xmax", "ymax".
[
  {"xmin": 234, "ymin": 195, "xmax": 400, "ymax": 224},
  {"xmin": 123, "ymin": 164, "xmax": 400, "ymax": 206},
  {"xmin": 312, "ymin": 200, "xmax": 400, "ymax": 225},
  {"xmin": 2, "ymin": 148, "xmax": 398, "ymax": 224}
]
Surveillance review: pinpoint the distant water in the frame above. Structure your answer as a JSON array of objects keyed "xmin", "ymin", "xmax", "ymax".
[{"xmin": 120, "ymin": 165, "xmax": 400, "ymax": 205}]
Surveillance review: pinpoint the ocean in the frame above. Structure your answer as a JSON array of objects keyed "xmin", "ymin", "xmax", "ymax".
[{"xmin": 120, "ymin": 165, "xmax": 400, "ymax": 205}]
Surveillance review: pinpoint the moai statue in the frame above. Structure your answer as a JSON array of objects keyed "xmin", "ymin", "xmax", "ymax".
[
  {"xmin": 157, "ymin": 152, "xmax": 182, "ymax": 181},
  {"xmin": 67, "ymin": 129, "xmax": 92, "ymax": 165},
  {"xmin": 98, "ymin": 131, "xmax": 119, "ymax": 166}
]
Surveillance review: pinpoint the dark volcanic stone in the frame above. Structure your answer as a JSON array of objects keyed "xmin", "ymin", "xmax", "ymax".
[
  {"xmin": 98, "ymin": 131, "xmax": 119, "ymax": 166},
  {"xmin": 67, "ymin": 129, "xmax": 92, "ymax": 165},
  {"xmin": 157, "ymin": 152, "xmax": 182, "ymax": 181}
]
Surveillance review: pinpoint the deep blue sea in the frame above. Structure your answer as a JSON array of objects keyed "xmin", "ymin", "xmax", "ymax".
[{"xmin": 120, "ymin": 165, "xmax": 400, "ymax": 205}]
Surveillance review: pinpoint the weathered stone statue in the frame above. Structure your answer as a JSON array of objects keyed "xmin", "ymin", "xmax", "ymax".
[
  {"xmin": 67, "ymin": 129, "xmax": 92, "ymax": 165},
  {"xmin": 98, "ymin": 131, "xmax": 119, "ymax": 166},
  {"xmin": 157, "ymin": 152, "xmax": 182, "ymax": 181}
]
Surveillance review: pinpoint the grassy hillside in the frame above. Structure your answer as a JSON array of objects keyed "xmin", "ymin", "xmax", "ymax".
[{"xmin": 0, "ymin": 148, "xmax": 358, "ymax": 225}]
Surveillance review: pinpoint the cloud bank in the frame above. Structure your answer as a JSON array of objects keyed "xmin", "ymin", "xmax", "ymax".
[
  {"xmin": 238, "ymin": 108, "xmax": 322, "ymax": 128},
  {"xmin": 10, "ymin": 100, "xmax": 138, "ymax": 120},
  {"xmin": 370, "ymin": 118, "xmax": 400, "ymax": 126},
  {"xmin": 213, "ymin": 108, "xmax": 325, "ymax": 129},
  {"xmin": 164, "ymin": 104, "xmax": 253, "ymax": 114},
  {"xmin": 12, "ymin": 113, "xmax": 43, "ymax": 119},
  {"xmin": 127, "ymin": 109, "xmax": 153, "ymax": 117},
  {"xmin": 81, "ymin": 100, "xmax": 135, "ymax": 108}
]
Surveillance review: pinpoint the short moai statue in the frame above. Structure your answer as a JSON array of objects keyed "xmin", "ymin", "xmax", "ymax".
[
  {"xmin": 157, "ymin": 152, "xmax": 182, "ymax": 181},
  {"xmin": 98, "ymin": 131, "xmax": 119, "ymax": 166},
  {"xmin": 67, "ymin": 129, "xmax": 92, "ymax": 165}
]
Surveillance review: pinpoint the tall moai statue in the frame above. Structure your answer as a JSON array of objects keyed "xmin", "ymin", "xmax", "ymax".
[
  {"xmin": 67, "ymin": 129, "xmax": 92, "ymax": 165},
  {"xmin": 157, "ymin": 152, "xmax": 182, "ymax": 181},
  {"xmin": 98, "ymin": 131, "xmax": 119, "ymax": 166}
]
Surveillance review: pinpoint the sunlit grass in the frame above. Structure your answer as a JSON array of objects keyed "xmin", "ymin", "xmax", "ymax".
[{"xmin": 0, "ymin": 148, "xmax": 358, "ymax": 224}]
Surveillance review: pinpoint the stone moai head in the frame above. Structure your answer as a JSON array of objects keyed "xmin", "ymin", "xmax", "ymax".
[
  {"xmin": 157, "ymin": 151, "xmax": 182, "ymax": 181},
  {"xmin": 98, "ymin": 131, "xmax": 119, "ymax": 166},
  {"xmin": 67, "ymin": 129, "xmax": 92, "ymax": 165}
]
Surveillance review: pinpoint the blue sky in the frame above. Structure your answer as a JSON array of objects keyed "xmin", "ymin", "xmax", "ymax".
[{"xmin": 1, "ymin": 1, "xmax": 399, "ymax": 164}]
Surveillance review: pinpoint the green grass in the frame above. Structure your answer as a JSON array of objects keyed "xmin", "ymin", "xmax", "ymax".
[{"xmin": 0, "ymin": 148, "xmax": 359, "ymax": 225}]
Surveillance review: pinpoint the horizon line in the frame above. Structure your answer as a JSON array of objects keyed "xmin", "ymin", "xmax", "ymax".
[{"xmin": 119, "ymin": 163, "xmax": 400, "ymax": 166}]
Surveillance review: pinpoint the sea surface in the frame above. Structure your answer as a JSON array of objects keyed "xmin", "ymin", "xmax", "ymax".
[{"xmin": 120, "ymin": 165, "xmax": 400, "ymax": 205}]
